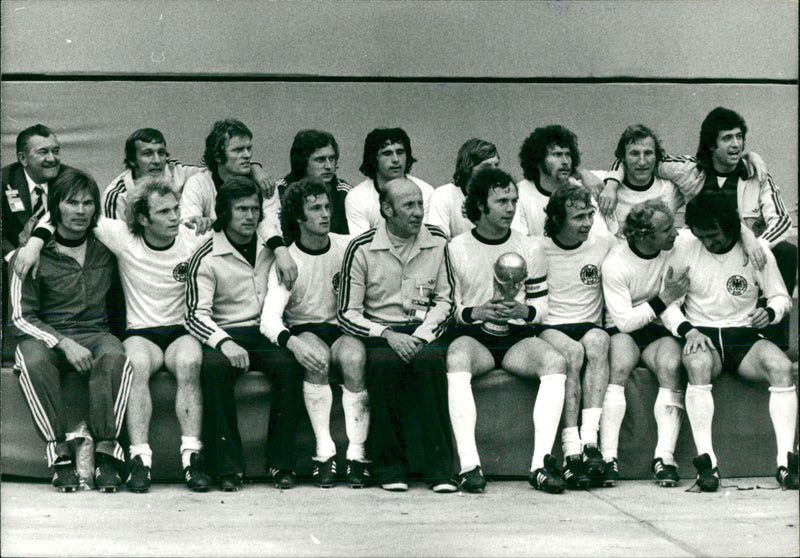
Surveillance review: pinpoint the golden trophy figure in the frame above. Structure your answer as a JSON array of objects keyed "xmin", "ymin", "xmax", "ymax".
[{"xmin": 481, "ymin": 252, "xmax": 527, "ymax": 336}]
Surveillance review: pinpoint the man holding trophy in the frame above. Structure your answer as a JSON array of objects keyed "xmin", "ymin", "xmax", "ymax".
[{"xmin": 445, "ymin": 167, "xmax": 568, "ymax": 494}]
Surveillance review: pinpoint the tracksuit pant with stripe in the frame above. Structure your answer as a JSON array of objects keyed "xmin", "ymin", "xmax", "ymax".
[
  {"xmin": 363, "ymin": 326, "xmax": 454, "ymax": 482},
  {"xmin": 15, "ymin": 331, "xmax": 132, "ymax": 467},
  {"xmin": 199, "ymin": 327, "xmax": 304, "ymax": 478}
]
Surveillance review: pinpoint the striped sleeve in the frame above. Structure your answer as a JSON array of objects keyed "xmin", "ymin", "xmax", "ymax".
[
  {"xmin": 657, "ymin": 156, "xmax": 704, "ymax": 200},
  {"xmin": 9, "ymin": 255, "xmax": 62, "ymax": 347},
  {"xmin": 337, "ymin": 230, "xmax": 385, "ymax": 338},
  {"xmin": 184, "ymin": 239, "xmax": 230, "ymax": 348},
  {"xmin": 523, "ymin": 238, "xmax": 548, "ymax": 325},
  {"xmin": 102, "ymin": 177, "xmax": 127, "ymax": 220},
  {"xmin": 169, "ymin": 159, "xmax": 205, "ymax": 191},
  {"xmin": 757, "ymin": 173, "xmax": 793, "ymax": 246}
]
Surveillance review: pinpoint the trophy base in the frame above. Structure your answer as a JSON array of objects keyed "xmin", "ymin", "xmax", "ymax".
[{"xmin": 481, "ymin": 322, "xmax": 510, "ymax": 337}]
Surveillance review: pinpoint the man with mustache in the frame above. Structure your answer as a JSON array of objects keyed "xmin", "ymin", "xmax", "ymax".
[
  {"xmin": 512, "ymin": 125, "xmax": 607, "ymax": 237},
  {"xmin": 345, "ymin": 127, "xmax": 434, "ymax": 236},
  {"xmin": 538, "ymin": 185, "xmax": 617, "ymax": 489}
]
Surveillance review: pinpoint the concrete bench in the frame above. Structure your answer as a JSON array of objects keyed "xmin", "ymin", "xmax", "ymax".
[{"xmin": 2, "ymin": 363, "xmax": 796, "ymax": 481}]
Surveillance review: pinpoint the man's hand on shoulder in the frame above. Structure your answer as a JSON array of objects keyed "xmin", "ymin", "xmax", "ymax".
[
  {"xmin": 274, "ymin": 246, "xmax": 298, "ymax": 290},
  {"xmin": 183, "ymin": 215, "xmax": 213, "ymax": 236},
  {"xmin": 13, "ymin": 237, "xmax": 45, "ymax": 279}
]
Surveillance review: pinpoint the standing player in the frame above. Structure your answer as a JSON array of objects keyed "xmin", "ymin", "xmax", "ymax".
[
  {"xmin": 600, "ymin": 200, "xmax": 688, "ymax": 487},
  {"xmin": 274, "ymin": 129, "xmax": 352, "ymax": 234},
  {"xmin": 185, "ymin": 177, "xmax": 299, "ymax": 491},
  {"xmin": 10, "ymin": 169, "xmax": 132, "ymax": 492},
  {"xmin": 598, "ymin": 125, "xmax": 684, "ymax": 236},
  {"xmin": 102, "ymin": 128, "xmax": 203, "ymax": 220},
  {"xmin": 446, "ymin": 167, "xmax": 567, "ymax": 494},
  {"xmin": 339, "ymin": 177, "xmax": 455, "ymax": 492},
  {"xmin": 512, "ymin": 125, "xmax": 607, "ymax": 237},
  {"xmin": 345, "ymin": 127, "xmax": 434, "ymax": 236},
  {"xmin": 260, "ymin": 178, "xmax": 370, "ymax": 488},
  {"xmin": 538, "ymin": 185, "xmax": 617, "ymax": 489},
  {"xmin": 428, "ymin": 138, "xmax": 500, "ymax": 239},
  {"xmin": 661, "ymin": 191, "xmax": 797, "ymax": 491},
  {"xmin": 15, "ymin": 176, "xmax": 215, "ymax": 492}
]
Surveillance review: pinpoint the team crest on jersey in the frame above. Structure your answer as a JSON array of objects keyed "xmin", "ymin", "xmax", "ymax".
[
  {"xmin": 580, "ymin": 264, "xmax": 599, "ymax": 285},
  {"xmin": 332, "ymin": 272, "xmax": 341, "ymax": 294},
  {"xmin": 726, "ymin": 275, "xmax": 748, "ymax": 296},
  {"xmin": 173, "ymin": 261, "xmax": 189, "ymax": 283}
]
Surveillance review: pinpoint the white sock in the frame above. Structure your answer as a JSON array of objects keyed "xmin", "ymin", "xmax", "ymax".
[
  {"xmin": 303, "ymin": 381, "xmax": 336, "ymax": 461},
  {"xmin": 180, "ymin": 436, "xmax": 202, "ymax": 469},
  {"xmin": 580, "ymin": 407, "xmax": 602, "ymax": 449},
  {"xmin": 562, "ymin": 426, "xmax": 581, "ymax": 461},
  {"xmin": 129, "ymin": 443, "xmax": 153, "ymax": 468},
  {"xmin": 531, "ymin": 374, "xmax": 566, "ymax": 471},
  {"xmin": 653, "ymin": 388, "xmax": 684, "ymax": 467},
  {"xmin": 599, "ymin": 384, "xmax": 626, "ymax": 461},
  {"xmin": 685, "ymin": 384, "xmax": 716, "ymax": 467},
  {"xmin": 769, "ymin": 386, "xmax": 798, "ymax": 468},
  {"xmin": 447, "ymin": 371, "xmax": 480, "ymax": 473},
  {"xmin": 342, "ymin": 387, "xmax": 369, "ymax": 462}
]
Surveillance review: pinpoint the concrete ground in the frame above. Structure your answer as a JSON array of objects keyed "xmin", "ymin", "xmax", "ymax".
[{"xmin": 1, "ymin": 478, "xmax": 797, "ymax": 557}]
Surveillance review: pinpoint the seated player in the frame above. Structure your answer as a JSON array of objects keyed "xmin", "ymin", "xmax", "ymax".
[
  {"xmin": 274, "ymin": 129, "xmax": 352, "ymax": 234},
  {"xmin": 345, "ymin": 127, "xmax": 434, "ymax": 236},
  {"xmin": 428, "ymin": 138, "xmax": 500, "ymax": 239},
  {"xmin": 339, "ymin": 177, "xmax": 455, "ymax": 492},
  {"xmin": 446, "ymin": 167, "xmax": 567, "ymax": 494},
  {"xmin": 15, "ymin": 175, "xmax": 214, "ymax": 492},
  {"xmin": 662, "ymin": 190, "xmax": 797, "ymax": 491},
  {"xmin": 600, "ymin": 200, "xmax": 688, "ymax": 487},
  {"xmin": 10, "ymin": 169, "xmax": 132, "ymax": 492},
  {"xmin": 260, "ymin": 178, "xmax": 370, "ymax": 489},
  {"xmin": 184, "ymin": 177, "xmax": 299, "ymax": 491},
  {"xmin": 538, "ymin": 185, "xmax": 617, "ymax": 489}
]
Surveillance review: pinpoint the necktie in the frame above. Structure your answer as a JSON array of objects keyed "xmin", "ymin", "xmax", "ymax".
[{"xmin": 32, "ymin": 185, "xmax": 46, "ymax": 221}]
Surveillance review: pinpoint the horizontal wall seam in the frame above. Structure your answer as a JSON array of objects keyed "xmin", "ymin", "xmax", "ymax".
[{"xmin": 2, "ymin": 74, "xmax": 797, "ymax": 85}]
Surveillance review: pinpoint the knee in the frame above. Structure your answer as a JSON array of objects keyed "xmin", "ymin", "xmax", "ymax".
[
  {"xmin": 446, "ymin": 339, "xmax": 472, "ymax": 371},
  {"xmin": 764, "ymin": 354, "xmax": 793, "ymax": 387},
  {"xmin": 655, "ymin": 350, "xmax": 682, "ymax": 378},
  {"xmin": 174, "ymin": 350, "xmax": 202, "ymax": 379},
  {"xmin": 540, "ymin": 349, "xmax": 567, "ymax": 376},
  {"xmin": 682, "ymin": 355, "xmax": 712, "ymax": 384},
  {"xmin": 564, "ymin": 344, "xmax": 585, "ymax": 374},
  {"xmin": 583, "ymin": 331, "xmax": 610, "ymax": 361}
]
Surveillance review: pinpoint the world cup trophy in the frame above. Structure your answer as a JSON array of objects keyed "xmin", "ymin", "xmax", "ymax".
[{"xmin": 481, "ymin": 252, "xmax": 527, "ymax": 336}]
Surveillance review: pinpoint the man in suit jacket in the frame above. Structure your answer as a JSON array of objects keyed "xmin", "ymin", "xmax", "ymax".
[
  {"xmin": 3, "ymin": 124, "xmax": 73, "ymax": 343},
  {"xmin": 2, "ymin": 124, "xmax": 73, "ymax": 260}
]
